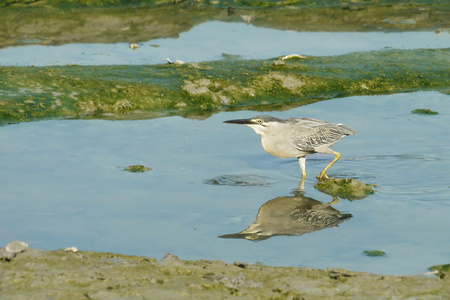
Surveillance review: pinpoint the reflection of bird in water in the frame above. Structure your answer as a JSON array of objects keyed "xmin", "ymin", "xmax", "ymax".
[
  {"xmin": 224, "ymin": 115, "xmax": 356, "ymax": 180},
  {"xmin": 219, "ymin": 193, "xmax": 352, "ymax": 241}
]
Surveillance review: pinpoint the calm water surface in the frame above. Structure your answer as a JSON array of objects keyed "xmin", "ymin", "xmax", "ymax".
[
  {"xmin": 1, "ymin": 91, "xmax": 449, "ymax": 275},
  {"xmin": 1, "ymin": 21, "xmax": 449, "ymax": 66}
]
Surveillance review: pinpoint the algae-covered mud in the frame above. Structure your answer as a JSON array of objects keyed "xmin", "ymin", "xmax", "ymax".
[
  {"xmin": 314, "ymin": 178, "xmax": 376, "ymax": 201},
  {"xmin": 1, "ymin": 246, "xmax": 449, "ymax": 299},
  {"xmin": 1, "ymin": 48, "xmax": 449, "ymax": 124},
  {"xmin": 1, "ymin": 1, "xmax": 449, "ymax": 48},
  {"xmin": 124, "ymin": 164, "xmax": 152, "ymax": 172},
  {"xmin": 0, "ymin": 1, "xmax": 449, "ymax": 124}
]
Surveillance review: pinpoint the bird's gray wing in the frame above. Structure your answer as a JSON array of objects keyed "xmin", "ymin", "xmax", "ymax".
[{"xmin": 289, "ymin": 121, "xmax": 351, "ymax": 151}]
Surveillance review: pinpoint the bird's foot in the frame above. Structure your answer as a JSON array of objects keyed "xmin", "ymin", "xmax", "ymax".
[{"xmin": 316, "ymin": 173, "xmax": 330, "ymax": 181}]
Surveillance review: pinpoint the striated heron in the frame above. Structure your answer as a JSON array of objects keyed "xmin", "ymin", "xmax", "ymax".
[{"xmin": 224, "ymin": 115, "xmax": 356, "ymax": 180}]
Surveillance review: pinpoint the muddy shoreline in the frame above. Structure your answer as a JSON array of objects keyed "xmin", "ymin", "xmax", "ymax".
[{"xmin": 1, "ymin": 245, "xmax": 449, "ymax": 299}]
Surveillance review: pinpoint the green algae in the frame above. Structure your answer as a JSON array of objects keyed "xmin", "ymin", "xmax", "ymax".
[
  {"xmin": 429, "ymin": 264, "xmax": 450, "ymax": 272},
  {"xmin": 363, "ymin": 250, "xmax": 387, "ymax": 257},
  {"xmin": 124, "ymin": 165, "xmax": 151, "ymax": 172},
  {"xmin": 1, "ymin": 48, "xmax": 449, "ymax": 125},
  {"xmin": 314, "ymin": 178, "xmax": 376, "ymax": 200},
  {"xmin": 429, "ymin": 264, "xmax": 450, "ymax": 278},
  {"xmin": 411, "ymin": 108, "xmax": 439, "ymax": 115}
]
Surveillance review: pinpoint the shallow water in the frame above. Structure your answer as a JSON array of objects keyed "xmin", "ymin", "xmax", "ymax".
[
  {"xmin": 1, "ymin": 21, "xmax": 449, "ymax": 66},
  {"xmin": 1, "ymin": 91, "xmax": 449, "ymax": 275}
]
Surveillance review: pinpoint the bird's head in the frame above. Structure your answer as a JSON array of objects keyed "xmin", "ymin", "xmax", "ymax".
[{"xmin": 223, "ymin": 115, "xmax": 281, "ymax": 135}]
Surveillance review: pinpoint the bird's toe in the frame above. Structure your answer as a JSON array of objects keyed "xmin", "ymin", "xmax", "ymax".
[{"xmin": 316, "ymin": 173, "xmax": 330, "ymax": 181}]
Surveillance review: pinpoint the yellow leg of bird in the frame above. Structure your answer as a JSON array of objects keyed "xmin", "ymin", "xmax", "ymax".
[
  {"xmin": 298, "ymin": 178, "xmax": 305, "ymax": 191},
  {"xmin": 330, "ymin": 196, "xmax": 339, "ymax": 205},
  {"xmin": 317, "ymin": 151, "xmax": 341, "ymax": 180}
]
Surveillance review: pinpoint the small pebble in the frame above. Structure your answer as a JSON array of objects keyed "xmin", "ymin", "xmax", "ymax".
[{"xmin": 272, "ymin": 60, "xmax": 286, "ymax": 66}]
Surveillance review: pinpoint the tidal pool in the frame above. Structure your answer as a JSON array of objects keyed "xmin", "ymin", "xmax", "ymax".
[
  {"xmin": 1, "ymin": 91, "xmax": 449, "ymax": 275},
  {"xmin": 1, "ymin": 21, "xmax": 449, "ymax": 66}
]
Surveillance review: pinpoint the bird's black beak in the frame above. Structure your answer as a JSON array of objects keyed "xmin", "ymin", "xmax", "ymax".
[{"xmin": 223, "ymin": 118, "xmax": 254, "ymax": 125}]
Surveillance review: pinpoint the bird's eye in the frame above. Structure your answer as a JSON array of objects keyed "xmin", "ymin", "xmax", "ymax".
[{"xmin": 255, "ymin": 119, "xmax": 264, "ymax": 125}]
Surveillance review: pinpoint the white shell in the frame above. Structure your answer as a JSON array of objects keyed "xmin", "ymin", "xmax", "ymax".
[
  {"xmin": 64, "ymin": 247, "xmax": 79, "ymax": 253},
  {"xmin": 280, "ymin": 54, "xmax": 308, "ymax": 60},
  {"xmin": 167, "ymin": 58, "xmax": 185, "ymax": 65}
]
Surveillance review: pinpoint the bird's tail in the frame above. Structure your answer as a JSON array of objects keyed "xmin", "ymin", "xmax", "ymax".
[{"xmin": 337, "ymin": 124, "xmax": 357, "ymax": 135}]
